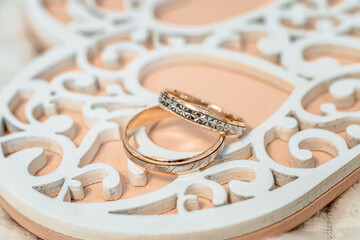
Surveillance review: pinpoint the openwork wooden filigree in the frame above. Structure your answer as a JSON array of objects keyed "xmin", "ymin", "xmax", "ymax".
[{"xmin": 1, "ymin": 0, "xmax": 360, "ymax": 238}]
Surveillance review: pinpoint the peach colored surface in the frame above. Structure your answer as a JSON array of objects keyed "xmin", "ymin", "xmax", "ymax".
[{"xmin": 155, "ymin": 0, "xmax": 275, "ymax": 26}]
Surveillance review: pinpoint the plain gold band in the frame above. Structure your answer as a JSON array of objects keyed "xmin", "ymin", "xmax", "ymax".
[{"xmin": 122, "ymin": 106, "xmax": 225, "ymax": 175}]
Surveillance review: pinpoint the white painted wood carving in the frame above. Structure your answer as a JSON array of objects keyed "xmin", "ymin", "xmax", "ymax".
[{"xmin": 0, "ymin": 0, "xmax": 359, "ymax": 239}]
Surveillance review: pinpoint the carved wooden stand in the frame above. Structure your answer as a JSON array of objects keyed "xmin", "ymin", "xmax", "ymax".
[{"xmin": 1, "ymin": 0, "xmax": 360, "ymax": 239}]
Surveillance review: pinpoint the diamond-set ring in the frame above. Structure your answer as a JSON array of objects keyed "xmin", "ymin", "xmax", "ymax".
[{"xmin": 158, "ymin": 89, "xmax": 246, "ymax": 138}]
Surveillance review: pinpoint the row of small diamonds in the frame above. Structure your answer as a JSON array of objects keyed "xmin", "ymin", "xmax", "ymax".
[{"xmin": 158, "ymin": 93, "xmax": 244, "ymax": 136}]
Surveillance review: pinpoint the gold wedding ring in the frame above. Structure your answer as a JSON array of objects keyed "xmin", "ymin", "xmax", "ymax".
[
  {"xmin": 158, "ymin": 89, "xmax": 245, "ymax": 138},
  {"xmin": 122, "ymin": 106, "xmax": 225, "ymax": 175}
]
